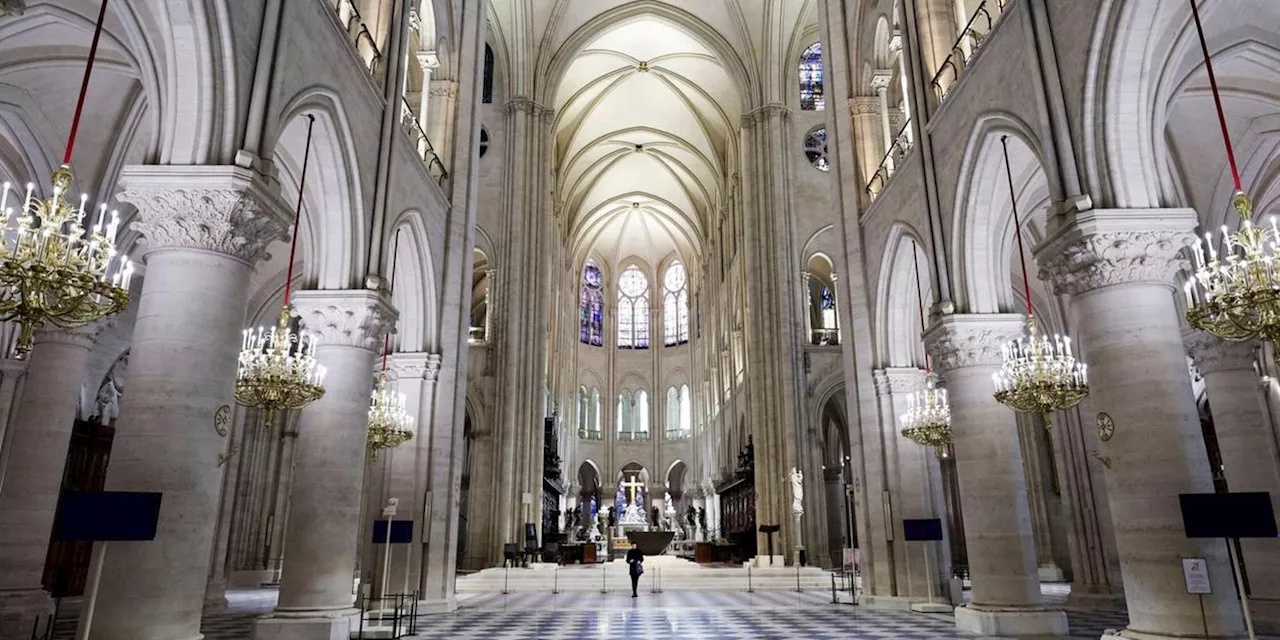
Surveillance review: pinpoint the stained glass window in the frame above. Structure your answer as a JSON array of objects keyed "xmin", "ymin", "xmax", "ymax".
[
  {"xmin": 805, "ymin": 127, "xmax": 830, "ymax": 172},
  {"xmin": 663, "ymin": 262, "xmax": 690, "ymax": 346},
  {"xmin": 799, "ymin": 42, "xmax": 824, "ymax": 111},
  {"xmin": 579, "ymin": 261, "xmax": 604, "ymax": 346},
  {"xmin": 617, "ymin": 265, "xmax": 650, "ymax": 349}
]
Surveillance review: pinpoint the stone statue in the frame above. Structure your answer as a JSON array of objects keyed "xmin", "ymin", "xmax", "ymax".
[
  {"xmin": 663, "ymin": 491, "xmax": 675, "ymax": 516},
  {"xmin": 92, "ymin": 350, "xmax": 129, "ymax": 425},
  {"xmin": 790, "ymin": 467, "xmax": 805, "ymax": 518}
]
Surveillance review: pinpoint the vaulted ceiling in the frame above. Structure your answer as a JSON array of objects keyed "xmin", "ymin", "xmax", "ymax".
[
  {"xmin": 485, "ymin": 0, "xmax": 818, "ymax": 272},
  {"xmin": 555, "ymin": 17, "xmax": 739, "ymax": 267}
]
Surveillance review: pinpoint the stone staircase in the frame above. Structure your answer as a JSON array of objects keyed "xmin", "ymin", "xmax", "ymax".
[{"xmin": 456, "ymin": 556, "xmax": 834, "ymax": 593}]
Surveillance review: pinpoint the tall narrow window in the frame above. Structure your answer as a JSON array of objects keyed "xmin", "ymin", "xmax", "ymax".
[
  {"xmin": 666, "ymin": 386, "xmax": 680, "ymax": 439},
  {"xmin": 590, "ymin": 387, "xmax": 601, "ymax": 437},
  {"xmin": 799, "ymin": 42, "xmax": 825, "ymax": 111},
  {"xmin": 579, "ymin": 261, "xmax": 604, "ymax": 346},
  {"xmin": 663, "ymin": 262, "xmax": 690, "ymax": 346},
  {"xmin": 679, "ymin": 384, "xmax": 691, "ymax": 435},
  {"xmin": 617, "ymin": 392, "xmax": 633, "ymax": 439},
  {"xmin": 482, "ymin": 43, "xmax": 494, "ymax": 104},
  {"xmin": 634, "ymin": 390, "xmax": 649, "ymax": 441},
  {"xmin": 577, "ymin": 386, "xmax": 588, "ymax": 436},
  {"xmin": 617, "ymin": 265, "xmax": 650, "ymax": 349}
]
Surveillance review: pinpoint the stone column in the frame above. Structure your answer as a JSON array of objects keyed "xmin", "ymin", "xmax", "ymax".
[
  {"xmin": 416, "ymin": 353, "xmax": 466, "ymax": 613},
  {"xmin": 884, "ymin": 367, "xmax": 949, "ymax": 605},
  {"xmin": 866, "ymin": 370, "xmax": 899, "ymax": 596},
  {"xmin": 426, "ymin": 80, "xmax": 458, "ymax": 169},
  {"xmin": 254, "ymin": 289, "xmax": 394, "ymax": 640},
  {"xmin": 1036, "ymin": 208, "xmax": 1243, "ymax": 638},
  {"xmin": 871, "ymin": 71, "xmax": 895, "ymax": 174},
  {"xmin": 416, "ymin": 51, "xmax": 439, "ymax": 134},
  {"xmin": 850, "ymin": 97, "xmax": 883, "ymax": 194},
  {"xmin": 89, "ymin": 166, "xmax": 290, "ymax": 640},
  {"xmin": 1016, "ymin": 414, "xmax": 1064, "ymax": 581},
  {"xmin": 924, "ymin": 314, "xmax": 1068, "ymax": 636},
  {"xmin": 0, "ymin": 357, "xmax": 30, "ymax": 491},
  {"xmin": 1184, "ymin": 331, "xmax": 1280, "ymax": 630},
  {"xmin": 0, "ymin": 326, "xmax": 98, "ymax": 637}
]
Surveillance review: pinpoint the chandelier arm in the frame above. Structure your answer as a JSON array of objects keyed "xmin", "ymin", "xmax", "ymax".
[
  {"xmin": 1188, "ymin": 0, "xmax": 1241, "ymax": 192},
  {"xmin": 63, "ymin": 0, "xmax": 110, "ymax": 165},
  {"xmin": 1000, "ymin": 135, "xmax": 1034, "ymax": 318},
  {"xmin": 283, "ymin": 114, "xmax": 317, "ymax": 308},
  {"xmin": 911, "ymin": 239, "xmax": 930, "ymax": 372}
]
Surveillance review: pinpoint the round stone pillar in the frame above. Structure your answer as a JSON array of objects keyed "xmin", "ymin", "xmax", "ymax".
[
  {"xmin": 254, "ymin": 289, "xmax": 394, "ymax": 640},
  {"xmin": 924, "ymin": 314, "xmax": 1068, "ymax": 636},
  {"xmin": 88, "ymin": 167, "xmax": 290, "ymax": 640},
  {"xmin": 1184, "ymin": 331, "xmax": 1280, "ymax": 632},
  {"xmin": 0, "ymin": 326, "xmax": 97, "ymax": 638},
  {"xmin": 1037, "ymin": 208, "xmax": 1244, "ymax": 638}
]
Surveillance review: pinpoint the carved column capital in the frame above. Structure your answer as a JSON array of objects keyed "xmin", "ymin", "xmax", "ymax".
[
  {"xmin": 292, "ymin": 289, "xmax": 398, "ymax": 352},
  {"xmin": 1182, "ymin": 329, "xmax": 1258, "ymax": 376},
  {"xmin": 117, "ymin": 165, "xmax": 292, "ymax": 265},
  {"xmin": 1034, "ymin": 208, "xmax": 1198, "ymax": 297},
  {"xmin": 924, "ymin": 313, "xmax": 1025, "ymax": 372},
  {"xmin": 385, "ymin": 351, "xmax": 442, "ymax": 381},
  {"xmin": 870, "ymin": 70, "xmax": 894, "ymax": 91},
  {"xmin": 881, "ymin": 367, "xmax": 927, "ymax": 395},
  {"xmin": 850, "ymin": 97, "xmax": 879, "ymax": 116}
]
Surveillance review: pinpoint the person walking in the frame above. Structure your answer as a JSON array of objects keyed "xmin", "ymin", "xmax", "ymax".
[{"xmin": 626, "ymin": 546, "xmax": 644, "ymax": 597}]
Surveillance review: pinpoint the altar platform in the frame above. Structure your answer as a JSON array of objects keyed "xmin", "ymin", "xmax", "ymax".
[{"xmin": 455, "ymin": 555, "xmax": 833, "ymax": 593}]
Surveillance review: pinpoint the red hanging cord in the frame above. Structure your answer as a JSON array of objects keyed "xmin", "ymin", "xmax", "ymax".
[
  {"xmin": 283, "ymin": 115, "xmax": 317, "ymax": 308},
  {"xmin": 1189, "ymin": 0, "xmax": 1242, "ymax": 192},
  {"xmin": 380, "ymin": 229, "xmax": 403, "ymax": 373},
  {"xmin": 63, "ymin": 0, "xmax": 110, "ymax": 165},
  {"xmin": 911, "ymin": 240, "xmax": 931, "ymax": 373},
  {"xmin": 1001, "ymin": 135, "xmax": 1035, "ymax": 318}
]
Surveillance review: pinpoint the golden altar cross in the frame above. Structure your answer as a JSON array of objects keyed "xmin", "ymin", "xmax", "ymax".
[{"xmin": 621, "ymin": 474, "xmax": 645, "ymax": 505}]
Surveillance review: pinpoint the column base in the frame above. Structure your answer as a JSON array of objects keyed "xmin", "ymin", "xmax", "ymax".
[
  {"xmin": 859, "ymin": 595, "xmax": 916, "ymax": 611},
  {"xmin": 910, "ymin": 601, "xmax": 955, "ymax": 613},
  {"xmin": 1038, "ymin": 563, "xmax": 1066, "ymax": 582},
  {"xmin": 417, "ymin": 595, "xmax": 458, "ymax": 614},
  {"xmin": 252, "ymin": 609, "xmax": 358, "ymax": 640},
  {"xmin": 0, "ymin": 589, "xmax": 53, "ymax": 640},
  {"xmin": 954, "ymin": 604, "xmax": 1069, "ymax": 637}
]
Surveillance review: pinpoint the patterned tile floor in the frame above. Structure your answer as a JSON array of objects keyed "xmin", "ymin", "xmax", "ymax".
[{"xmin": 43, "ymin": 583, "xmax": 1268, "ymax": 640}]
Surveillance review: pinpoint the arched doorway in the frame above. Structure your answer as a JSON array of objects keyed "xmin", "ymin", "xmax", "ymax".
[
  {"xmin": 666, "ymin": 460, "xmax": 688, "ymax": 532},
  {"xmin": 819, "ymin": 394, "xmax": 855, "ymax": 567}
]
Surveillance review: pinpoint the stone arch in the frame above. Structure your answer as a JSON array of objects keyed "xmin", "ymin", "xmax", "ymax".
[
  {"xmin": 266, "ymin": 89, "xmax": 366, "ymax": 290},
  {"xmin": 387, "ymin": 209, "xmax": 439, "ymax": 352},
  {"xmin": 874, "ymin": 222, "xmax": 931, "ymax": 367},
  {"xmin": 1083, "ymin": 0, "xmax": 1280, "ymax": 210},
  {"xmin": 950, "ymin": 114, "xmax": 1055, "ymax": 318}
]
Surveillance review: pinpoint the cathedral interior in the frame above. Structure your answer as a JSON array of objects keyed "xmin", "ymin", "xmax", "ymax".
[{"xmin": 0, "ymin": 0, "xmax": 1279, "ymax": 638}]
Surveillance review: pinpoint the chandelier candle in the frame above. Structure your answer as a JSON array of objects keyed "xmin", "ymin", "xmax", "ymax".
[
  {"xmin": 367, "ymin": 229, "xmax": 415, "ymax": 453},
  {"xmin": 0, "ymin": 170, "xmax": 131, "ymax": 354},
  {"xmin": 899, "ymin": 238, "xmax": 953, "ymax": 454},
  {"xmin": 232, "ymin": 114, "xmax": 326, "ymax": 424},
  {"xmin": 991, "ymin": 135, "xmax": 1089, "ymax": 426}
]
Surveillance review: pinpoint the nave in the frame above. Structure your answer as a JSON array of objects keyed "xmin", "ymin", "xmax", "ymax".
[{"xmin": 34, "ymin": 586, "xmax": 1157, "ymax": 640}]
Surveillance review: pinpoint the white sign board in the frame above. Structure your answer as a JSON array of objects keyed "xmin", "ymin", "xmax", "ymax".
[{"xmin": 1182, "ymin": 557, "xmax": 1212, "ymax": 594}]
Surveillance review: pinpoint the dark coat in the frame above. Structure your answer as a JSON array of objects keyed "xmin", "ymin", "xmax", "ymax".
[{"xmin": 626, "ymin": 547, "xmax": 644, "ymax": 575}]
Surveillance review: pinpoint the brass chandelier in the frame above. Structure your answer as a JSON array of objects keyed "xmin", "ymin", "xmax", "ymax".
[
  {"xmin": 900, "ymin": 239, "xmax": 952, "ymax": 455},
  {"xmin": 1182, "ymin": 0, "xmax": 1277, "ymax": 349},
  {"xmin": 234, "ymin": 115, "xmax": 325, "ymax": 426},
  {"xmin": 991, "ymin": 136, "xmax": 1089, "ymax": 427},
  {"xmin": 367, "ymin": 230, "xmax": 414, "ymax": 453},
  {"xmin": 0, "ymin": 0, "xmax": 130, "ymax": 355}
]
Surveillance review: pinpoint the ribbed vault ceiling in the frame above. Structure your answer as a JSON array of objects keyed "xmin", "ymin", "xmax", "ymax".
[{"xmin": 555, "ymin": 17, "xmax": 739, "ymax": 267}]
